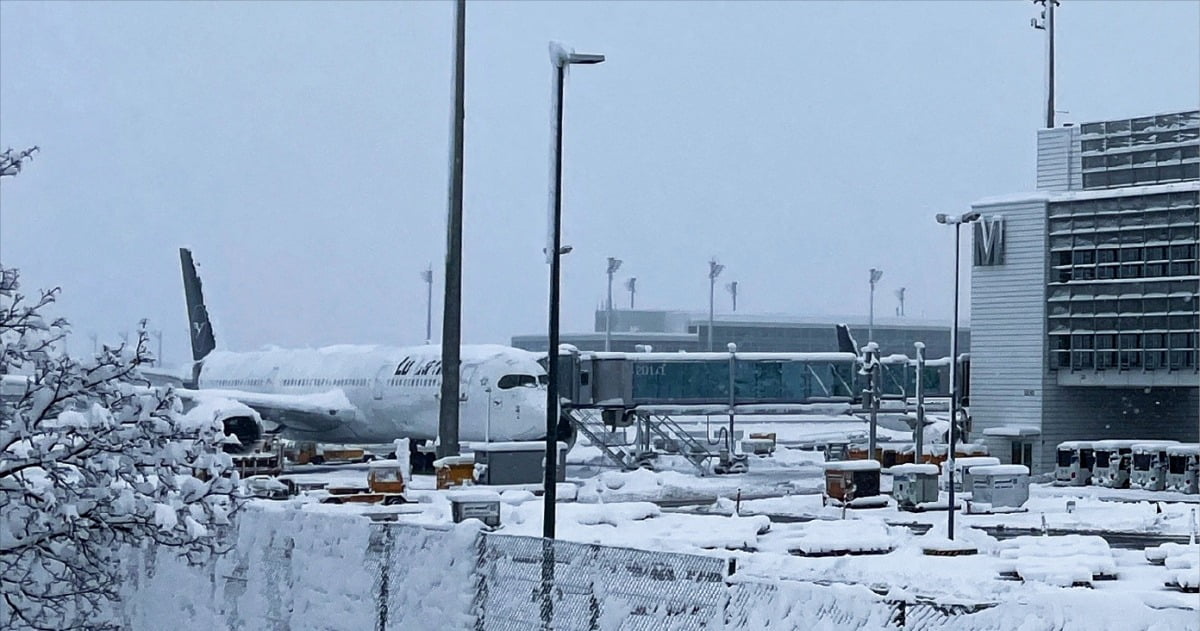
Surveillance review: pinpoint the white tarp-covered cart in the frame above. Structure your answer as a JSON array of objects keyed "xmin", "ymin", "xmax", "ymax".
[
  {"xmin": 1054, "ymin": 440, "xmax": 1095, "ymax": 487},
  {"xmin": 1129, "ymin": 440, "xmax": 1179, "ymax": 491},
  {"xmin": 942, "ymin": 456, "xmax": 1000, "ymax": 495},
  {"xmin": 1092, "ymin": 440, "xmax": 1142, "ymax": 489},
  {"xmin": 891, "ymin": 463, "xmax": 940, "ymax": 511},
  {"xmin": 966, "ymin": 464, "xmax": 1029, "ymax": 514},
  {"xmin": 1166, "ymin": 444, "xmax": 1200, "ymax": 494}
]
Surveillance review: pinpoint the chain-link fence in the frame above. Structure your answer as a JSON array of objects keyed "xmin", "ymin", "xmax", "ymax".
[{"xmin": 116, "ymin": 507, "xmax": 1005, "ymax": 631}]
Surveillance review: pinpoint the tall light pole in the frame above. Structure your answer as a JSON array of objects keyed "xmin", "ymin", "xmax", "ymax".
[
  {"xmin": 707, "ymin": 258, "xmax": 725, "ymax": 351},
  {"xmin": 624, "ymin": 277, "xmax": 637, "ymax": 309},
  {"xmin": 935, "ymin": 210, "xmax": 981, "ymax": 540},
  {"xmin": 421, "ymin": 265, "xmax": 433, "ymax": 344},
  {"xmin": 545, "ymin": 43, "xmax": 604, "ymax": 540},
  {"xmin": 868, "ymin": 268, "xmax": 883, "ymax": 343},
  {"xmin": 437, "ymin": 0, "xmax": 467, "ymax": 461},
  {"xmin": 726, "ymin": 281, "xmax": 739, "ymax": 312},
  {"xmin": 151, "ymin": 330, "xmax": 163, "ymax": 366},
  {"xmin": 1031, "ymin": 0, "xmax": 1059, "ymax": 129},
  {"xmin": 605, "ymin": 257, "xmax": 622, "ymax": 351},
  {"xmin": 895, "ymin": 287, "xmax": 906, "ymax": 317}
]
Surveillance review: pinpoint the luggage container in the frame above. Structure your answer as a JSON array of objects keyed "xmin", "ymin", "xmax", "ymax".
[
  {"xmin": 967, "ymin": 464, "xmax": 1030, "ymax": 513},
  {"xmin": 434, "ymin": 455, "xmax": 477, "ymax": 489},
  {"xmin": 1166, "ymin": 444, "xmax": 1200, "ymax": 494},
  {"xmin": 821, "ymin": 460, "xmax": 884, "ymax": 508},
  {"xmin": 942, "ymin": 456, "xmax": 1001, "ymax": 494},
  {"xmin": 890, "ymin": 463, "xmax": 940, "ymax": 511},
  {"xmin": 1054, "ymin": 441, "xmax": 1095, "ymax": 486},
  {"xmin": 1129, "ymin": 441, "xmax": 1179, "ymax": 491},
  {"xmin": 1092, "ymin": 440, "xmax": 1142, "ymax": 489}
]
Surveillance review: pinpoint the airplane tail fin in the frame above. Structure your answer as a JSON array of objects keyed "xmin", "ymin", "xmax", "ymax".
[
  {"xmin": 180, "ymin": 248, "xmax": 217, "ymax": 361},
  {"xmin": 835, "ymin": 323, "xmax": 859, "ymax": 356}
]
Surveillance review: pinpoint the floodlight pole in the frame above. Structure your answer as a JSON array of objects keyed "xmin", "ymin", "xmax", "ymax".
[
  {"xmin": 605, "ymin": 257, "xmax": 622, "ymax": 352},
  {"xmin": 437, "ymin": 0, "xmax": 466, "ymax": 460},
  {"xmin": 1032, "ymin": 0, "xmax": 1058, "ymax": 129},
  {"xmin": 868, "ymin": 268, "xmax": 883, "ymax": 343},
  {"xmin": 422, "ymin": 266, "xmax": 433, "ymax": 344},
  {"xmin": 936, "ymin": 211, "xmax": 980, "ymax": 540},
  {"xmin": 545, "ymin": 44, "xmax": 605, "ymax": 540},
  {"xmin": 708, "ymin": 258, "xmax": 724, "ymax": 351}
]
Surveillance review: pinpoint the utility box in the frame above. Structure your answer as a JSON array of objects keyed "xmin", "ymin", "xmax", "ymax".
[
  {"xmin": 891, "ymin": 463, "xmax": 940, "ymax": 511},
  {"xmin": 449, "ymin": 491, "xmax": 502, "ymax": 528},
  {"xmin": 471, "ymin": 441, "xmax": 567, "ymax": 486},
  {"xmin": 822, "ymin": 460, "xmax": 882, "ymax": 506},
  {"xmin": 968, "ymin": 464, "xmax": 1030, "ymax": 513}
]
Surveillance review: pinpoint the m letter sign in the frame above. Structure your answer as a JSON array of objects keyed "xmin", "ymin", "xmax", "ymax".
[{"xmin": 973, "ymin": 215, "xmax": 1005, "ymax": 266}]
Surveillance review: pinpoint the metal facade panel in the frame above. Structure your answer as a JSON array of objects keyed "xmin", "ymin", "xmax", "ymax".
[
  {"xmin": 1037, "ymin": 126, "xmax": 1080, "ymax": 192},
  {"xmin": 969, "ymin": 199, "xmax": 1051, "ymax": 470}
]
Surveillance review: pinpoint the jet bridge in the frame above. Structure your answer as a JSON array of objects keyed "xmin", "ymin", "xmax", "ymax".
[{"xmin": 552, "ymin": 347, "xmax": 954, "ymax": 475}]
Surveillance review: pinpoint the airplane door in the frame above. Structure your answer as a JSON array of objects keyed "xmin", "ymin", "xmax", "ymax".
[
  {"xmin": 373, "ymin": 365, "xmax": 389, "ymax": 400},
  {"xmin": 459, "ymin": 365, "xmax": 477, "ymax": 402}
]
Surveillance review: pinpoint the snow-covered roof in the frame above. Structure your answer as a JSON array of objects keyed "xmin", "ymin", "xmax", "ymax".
[
  {"xmin": 1056, "ymin": 441, "xmax": 1094, "ymax": 449},
  {"xmin": 950, "ymin": 457, "xmax": 1001, "ymax": 470},
  {"xmin": 1092, "ymin": 439, "xmax": 1145, "ymax": 450},
  {"xmin": 1131, "ymin": 441, "xmax": 1180, "ymax": 452},
  {"xmin": 890, "ymin": 463, "xmax": 939, "ymax": 475},
  {"xmin": 982, "ymin": 426, "xmax": 1041, "ymax": 438},
  {"xmin": 822, "ymin": 459, "xmax": 880, "ymax": 471},
  {"xmin": 972, "ymin": 180, "xmax": 1199, "ymax": 208},
  {"xmin": 971, "ymin": 464, "xmax": 1030, "ymax": 476},
  {"xmin": 469, "ymin": 441, "xmax": 567, "ymax": 452},
  {"xmin": 1166, "ymin": 444, "xmax": 1200, "ymax": 456}
]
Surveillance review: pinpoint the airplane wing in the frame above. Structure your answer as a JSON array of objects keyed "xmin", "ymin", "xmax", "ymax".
[{"xmin": 175, "ymin": 388, "xmax": 359, "ymax": 436}]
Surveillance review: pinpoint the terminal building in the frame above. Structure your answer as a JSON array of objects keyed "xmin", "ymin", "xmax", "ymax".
[
  {"xmin": 970, "ymin": 109, "xmax": 1200, "ymax": 472},
  {"xmin": 512, "ymin": 309, "xmax": 969, "ymax": 359}
]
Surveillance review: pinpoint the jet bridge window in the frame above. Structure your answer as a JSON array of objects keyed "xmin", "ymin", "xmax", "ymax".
[{"xmin": 498, "ymin": 374, "xmax": 539, "ymax": 389}]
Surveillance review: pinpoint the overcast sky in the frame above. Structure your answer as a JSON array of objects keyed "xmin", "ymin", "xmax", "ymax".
[{"xmin": 1, "ymin": 1, "xmax": 1197, "ymax": 364}]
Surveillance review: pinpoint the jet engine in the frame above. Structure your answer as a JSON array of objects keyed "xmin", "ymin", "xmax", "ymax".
[{"xmin": 181, "ymin": 397, "xmax": 265, "ymax": 455}]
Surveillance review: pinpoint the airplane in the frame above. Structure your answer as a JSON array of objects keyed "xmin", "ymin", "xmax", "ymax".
[{"xmin": 173, "ymin": 248, "xmax": 569, "ymax": 466}]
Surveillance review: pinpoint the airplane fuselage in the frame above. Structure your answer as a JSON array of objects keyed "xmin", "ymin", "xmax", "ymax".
[{"xmin": 194, "ymin": 344, "xmax": 549, "ymax": 445}]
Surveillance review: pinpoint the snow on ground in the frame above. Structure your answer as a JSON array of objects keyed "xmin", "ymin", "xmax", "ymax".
[{"xmin": 265, "ymin": 439, "xmax": 1200, "ymax": 628}]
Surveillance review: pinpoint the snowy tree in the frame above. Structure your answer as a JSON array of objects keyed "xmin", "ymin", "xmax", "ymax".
[
  {"xmin": 1, "ymin": 158, "xmax": 240, "ymax": 629},
  {"xmin": 0, "ymin": 146, "xmax": 39, "ymax": 178}
]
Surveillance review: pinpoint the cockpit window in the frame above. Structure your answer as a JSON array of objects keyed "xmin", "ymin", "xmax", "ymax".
[{"xmin": 498, "ymin": 374, "xmax": 539, "ymax": 389}]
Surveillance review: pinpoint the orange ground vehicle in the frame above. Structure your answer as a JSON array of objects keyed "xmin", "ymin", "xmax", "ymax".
[{"xmin": 320, "ymin": 459, "xmax": 407, "ymax": 505}]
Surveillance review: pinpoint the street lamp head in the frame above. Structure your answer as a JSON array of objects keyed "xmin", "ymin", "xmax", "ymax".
[
  {"xmin": 607, "ymin": 257, "xmax": 623, "ymax": 274},
  {"xmin": 709, "ymin": 258, "xmax": 725, "ymax": 280},
  {"xmin": 962, "ymin": 211, "xmax": 982, "ymax": 223},
  {"xmin": 935, "ymin": 213, "xmax": 950, "ymax": 224},
  {"xmin": 566, "ymin": 52, "xmax": 605, "ymax": 65},
  {"xmin": 869, "ymin": 268, "xmax": 883, "ymax": 284}
]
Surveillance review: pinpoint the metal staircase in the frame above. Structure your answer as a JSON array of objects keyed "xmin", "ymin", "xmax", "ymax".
[
  {"xmin": 644, "ymin": 413, "xmax": 715, "ymax": 476},
  {"xmin": 566, "ymin": 408, "xmax": 635, "ymax": 470},
  {"xmin": 565, "ymin": 408, "xmax": 716, "ymax": 476}
]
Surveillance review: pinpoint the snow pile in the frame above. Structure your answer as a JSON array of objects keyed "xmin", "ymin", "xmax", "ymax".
[
  {"xmin": 917, "ymin": 519, "xmax": 998, "ymax": 553},
  {"xmin": 764, "ymin": 518, "xmax": 903, "ymax": 556},
  {"xmin": 575, "ymin": 467, "xmax": 776, "ymax": 504},
  {"xmin": 994, "ymin": 535, "xmax": 1116, "ymax": 586},
  {"xmin": 1144, "ymin": 541, "xmax": 1199, "ymax": 565}
]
